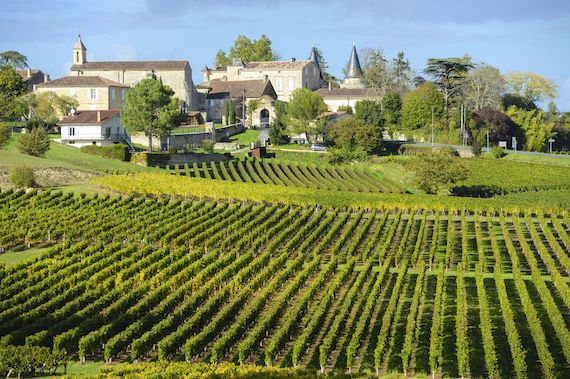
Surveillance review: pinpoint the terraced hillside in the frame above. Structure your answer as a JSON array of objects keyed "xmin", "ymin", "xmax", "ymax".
[
  {"xmin": 167, "ymin": 159, "xmax": 404, "ymax": 193},
  {"xmin": 1, "ymin": 189, "xmax": 570, "ymax": 377}
]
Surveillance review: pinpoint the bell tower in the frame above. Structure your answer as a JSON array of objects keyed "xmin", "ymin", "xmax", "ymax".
[{"xmin": 73, "ymin": 34, "xmax": 87, "ymax": 65}]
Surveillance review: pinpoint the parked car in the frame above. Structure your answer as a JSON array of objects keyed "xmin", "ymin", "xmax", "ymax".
[{"xmin": 311, "ymin": 144, "xmax": 326, "ymax": 151}]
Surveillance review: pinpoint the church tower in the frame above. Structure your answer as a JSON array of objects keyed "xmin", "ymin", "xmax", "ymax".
[
  {"xmin": 73, "ymin": 35, "xmax": 87, "ymax": 65},
  {"xmin": 341, "ymin": 45, "xmax": 366, "ymax": 89}
]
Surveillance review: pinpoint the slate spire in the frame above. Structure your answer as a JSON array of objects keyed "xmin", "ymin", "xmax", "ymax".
[{"xmin": 345, "ymin": 44, "xmax": 363, "ymax": 79}]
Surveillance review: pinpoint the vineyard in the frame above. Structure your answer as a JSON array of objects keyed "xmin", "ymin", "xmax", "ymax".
[
  {"xmin": 1, "ymin": 189, "xmax": 570, "ymax": 378},
  {"xmin": 165, "ymin": 159, "xmax": 404, "ymax": 193}
]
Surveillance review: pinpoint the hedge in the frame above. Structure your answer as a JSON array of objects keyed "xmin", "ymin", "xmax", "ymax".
[
  {"xmin": 80, "ymin": 144, "xmax": 130, "ymax": 161},
  {"xmin": 398, "ymin": 144, "xmax": 433, "ymax": 155},
  {"xmin": 130, "ymin": 152, "xmax": 171, "ymax": 167}
]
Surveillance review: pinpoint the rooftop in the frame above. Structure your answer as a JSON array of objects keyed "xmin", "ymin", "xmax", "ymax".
[
  {"xmin": 59, "ymin": 110, "xmax": 120, "ymax": 125},
  {"xmin": 36, "ymin": 76, "xmax": 129, "ymax": 88},
  {"xmin": 315, "ymin": 87, "xmax": 371, "ymax": 98},
  {"xmin": 70, "ymin": 60, "xmax": 188, "ymax": 71},
  {"xmin": 206, "ymin": 79, "xmax": 276, "ymax": 99}
]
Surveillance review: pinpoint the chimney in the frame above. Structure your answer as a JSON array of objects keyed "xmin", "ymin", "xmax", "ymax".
[
  {"xmin": 328, "ymin": 82, "xmax": 332, "ymax": 91},
  {"xmin": 264, "ymin": 75, "xmax": 268, "ymax": 82},
  {"xmin": 290, "ymin": 57, "xmax": 296, "ymax": 62},
  {"xmin": 26, "ymin": 68, "xmax": 31, "ymax": 77},
  {"xmin": 96, "ymin": 110, "xmax": 101, "ymax": 122},
  {"xmin": 43, "ymin": 74, "xmax": 50, "ymax": 83}
]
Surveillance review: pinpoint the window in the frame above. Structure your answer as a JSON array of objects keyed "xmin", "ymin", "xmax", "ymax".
[
  {"xmin": 69, "ymin": 89, "xmax": 76, "ymax": 98},
  {"xmin": 69, "ymin": 127, "xmax": 75, "ymax": 136},
  {"xmin": 276, "ymin": 78, "xmax": 283, "ymax": 92},
  {"xmin": 111, "ymin": 88, "xmax": 115, "ymax": 100},
  {"xmin": 89, "ymin": 88, "xmax": 97, "ymax": 99},
  {"xmin": 105, "ymin": 127, "xmax": 111, "ymax": 138},
  {"xmin": 69, "ymin": 141, "xmax": 75, "ymax": 145},
  {"xmin": 288, "ymin": 77, "xmax": 294, "ymax": 91},
  {"xmin": 121, "ymin": 89, "xmax": 125, "ymax": 100},
  {"xmin": 313, "ymin": 67, "xmax": 317, "ymax": 76}
]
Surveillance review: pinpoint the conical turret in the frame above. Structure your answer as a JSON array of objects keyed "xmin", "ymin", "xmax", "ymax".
[
  {"xmin": 73, "ymin": 34, "xmax": 87, "ymax": 65},
  {"xmin": 309, "ymin": 46, "xmax": 323, "ymax": 79},
  {"xmin": 340, "ymin": 44, "xmax": 366, "ymax": 89},
  {"xmin": 345, "ymin": 44, "xmax": 363, "ymax": 79}
]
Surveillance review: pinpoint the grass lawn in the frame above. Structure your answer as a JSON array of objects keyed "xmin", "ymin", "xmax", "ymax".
[
  {"xmin": 171, "ymin": 125, "xmax": 206, "ymax": 134},
  {"xmin": 0, "ymin": 246, "xmax": 53, "ymax": 267},
  {"xmin": 271, "ymin": 143, "xmax": 311, "ymax": 150},
  {"xmin": 44, "ymin": 361, "xmax": 107, "ymax": 377},
  {"xmin": 267, "ymin": 149, "xmax": 327, "ymax": 164},
  {"xmin": 229, "ymin": 129, "xmax": 260, "ymax": 146},
  {"xmin": 0, "ymin": 136, "xmax": 155, "ymax": 174},
  {"xmin": 502, "ymin": 152, "xmax": 570, "ymax": 168}
]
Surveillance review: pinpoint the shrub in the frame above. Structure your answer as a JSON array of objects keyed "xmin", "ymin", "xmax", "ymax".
[
  {"xmin": 398, "ymin": 144, "xmax": 432, "ymax": 155},
  {"xmin": 438, "ymin": 146, "xmax": 459, "ymax": 157},
  {"xmin": 326, "ymin": 146, "xmax": 369, "ymax": 164},
  {"xmin": 471, "ymin": 142, "xmax": 483, "ymax": 157},
  {"xmin": 489, "ymin": 146, "xmax": 505, "ymax": 158},
  {"xmin": 18, "ymin": 127, "xmax": 50, "ymax": 157},
  {"xmin": 202, "ymin": 139, "xmax": 215, "ymax": 153},
  {"xmin": 130, "ymin": 152, "xmax": 170, "ymax": 167},
  {"xmin": 337, "ymin": 105, "xmax": 353, "ymax": 114},
  {"xmin": 80, "ymin": 144, "xmax": 130, "ymax": 161},
  {"xmin": 410, "ymin": 153, "xmax": 468, "ymax": 194},
  {"xmin": 0, "ymin": 123, "xmax": 11, "ymax": 149},
  {"xmin": 9, "ymin": 165, "xmax": 35, "ymax": 188}
]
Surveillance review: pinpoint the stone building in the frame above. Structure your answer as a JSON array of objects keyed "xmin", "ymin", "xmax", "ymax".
[
  {"xmin": 201, "ymin": 48, "xmax": 323, "ymax": 101},
  {"xmin": 35, "ymin": 76, "xmax": 129, "ymax": 111},
  {"xmin": 68, "ymin": 35, "xmax": 198, "ymax": 110},
  {"xmin": 17, "ymin": 69, "xmax": 50, "ymax": 92},
  {"xmin": 316, "ymin": 45, "xmax": 374, "ymax": 111},
  {"xmin": 198, "ymin": 79, "xmax": 277, "ymax": 126},
  {"xmin": 58, "ymin": 109, "xmax": 129, "ymax": 148}
]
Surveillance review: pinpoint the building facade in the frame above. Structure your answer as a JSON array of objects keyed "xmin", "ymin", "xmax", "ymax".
[
  {"xmin": 201, "ymin": 50, "xmax": 323, "ymax": 101},
  {"xmin": 35, "ymin": 76, "xmax": 128, "ymax": 111},
  {"xmin": 17, "ymin": 69, "xmax": 49, "ymax": 92},
  {"xmin": 58, "ymin": 110, "xmax": 129, "ymax": 148},
  {"xmin": 68, "ymin": 35, "xmax": 198, "ymax": 110},
  {"xmin": 198, "ymin": 79, "xmax": 277, "ymax": 126}
]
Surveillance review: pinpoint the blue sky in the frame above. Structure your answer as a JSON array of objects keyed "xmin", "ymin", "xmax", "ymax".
[{"xmin": 1, "ymin": 0, "xmax": 569, "ymax": 110}]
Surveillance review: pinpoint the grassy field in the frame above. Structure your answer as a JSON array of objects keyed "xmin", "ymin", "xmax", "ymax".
[
  {"xmin": 0, "ymin": 136, "xmax": 154, "ymax": 174},
  {"xmin": 229, "ymin": 129, "xmax": 260, "ymax": 146},
  {"xmin": 0, "ymin": 246, "xmax": 53, "ymax": 267}
]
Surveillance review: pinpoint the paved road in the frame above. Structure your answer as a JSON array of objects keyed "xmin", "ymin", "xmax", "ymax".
[{"xmin": 402, "ymin": 141, "xmax": 570, "ymax": 159}]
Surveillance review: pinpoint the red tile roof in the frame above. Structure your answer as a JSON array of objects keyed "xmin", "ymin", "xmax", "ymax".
[
  {"xmin": 58, "ymin": 110, "xmax": 120, "ymax": 125},
  {"xmin": 36, "ymin": 76, "xmax": 129, "ymax": 88},
  {"xmin": 70, "ymin": 61, "xmax": 188, "ymax": 71}
]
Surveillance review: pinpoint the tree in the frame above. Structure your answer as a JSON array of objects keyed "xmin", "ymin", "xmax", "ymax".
[
  {"xmin": 391, "ymin": 52, "xmax": 413, "ymax": 95},
  {"xmin": 401, "ymin": 83, "xmax": 444, "ymax": 130},
  {"xmin": 327, "ymin": 116, "xmax": 383, "ymax": 154},
  {"xmin": 362, "ymin": 49, "xmax": 391, "ymax": 104},
  {"xmin": 469, "ymin": 107, "xmax": 522, "ymax": 146},
  {"xmin": 120, "ymin": 78, "xmax": 180, "ymax": 151},
  {"xmin": 424, "ymin": 56, "xmax": 474, "ymax": 125},
  {"xmin": 382, "ymin": 92, "xmax": 402, "ymax": 136},
  {"xmin": 410, "ymin": 152, "xmax": 468, "ymax": 194},
  {"xmin": 464, "ymin": 65, "xmax": 506, "ymax": 110},
  {"xmin": 0, "ymin": 123, "xmax": 11, "ymax": 149},
  {"xmin": 0, "ymin": 51, "xmax": 28, "ymax": 69},
  {"xmin": 18, "ymin": 127, "xmax": 50, "ymax": 157},
  {"xmin": 505, "ymin": 72, "xmax": 558, "ymax": 109},
  {"xmin": 0, "ymin": 66, "xmax": 26, "ymax": 120},
  {"xmin": 354, "ymin": 100, "xmax": 383, "ymax": 129},
  {"xmin": 502, "ymin": 93, "xmax": 536, "ymax": 111},
  {"xmin": 227, "ymin": 100, "xmax": 236, "ymax": 125},
  {"xmin": 312, "ymin": 47, "xmax": 339, "ymax": 86},
  {"xmin": 268, "ymin": 100, "xmax": 289, "ymax": 145},
  {"xmin": 286, "ymin": 88, "xmax": 326, "ymax": 143},
  {"xmin": 246, "ymin": 99, "xmax": 261, "ymax": 127},
  {"xmin": 20, "ymin": 92, "xmax": 78, "ymax": 130},
  {"xmin": 506, "ymin": 106, "xmax": 555, "ymax": 152},
  {"xmin": 214, "ymin": 35, "xmax": 278, "ymax": 66},
  {"xmin": 9, "ymin": 165, "xmax": 35, "ymax": 188}
]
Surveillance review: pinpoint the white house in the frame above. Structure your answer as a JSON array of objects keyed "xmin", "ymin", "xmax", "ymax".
[{"xmin": 58, "ymin": 110, "xmax": 131, "ymax": 148}]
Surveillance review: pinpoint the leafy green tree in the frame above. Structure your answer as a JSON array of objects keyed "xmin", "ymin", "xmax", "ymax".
[
  {"xmin": 410, "ymin": 151, "xmax": 468, "ymax": 194},
  {"xmin": 214, "ymin": 35, "xmax": 278, "ymax": 66},
  {"xmin": 20, "ymin": 92, "xmax": 78, "ymax": 130},
  {"xmin": 228, "ymin": 100, "xmax": 236, "ymax": 124},
  {"xmin": 401, "ymin": 83, "xmax": 444, "ymax": 130},
  {"xmin": 246, "ymin": 99, "xmax": 261, "ymax": 127},
  {"xmin": 391, "ymin": 51, "xmax": 413, "ymax": 95},
  {"xmin": 502, "ymin": 93, "xmax": 536, "ymax": 111},
  {"xmin": 268, "ymin": 100, "xmax": 289, "ymax": 145},
  {"xmin": 9, "ymin": 165, "xmax": 35, "ymax": 188},
  {"xmin": 354, "ymin": 100, "xmax": 383, "ymax": 128},
  {"xmin": 328, "ymin": 116, "xmax": 383, "ymax": 154},
  {"xmin": 424, "ymin": 56, "xmax": 474, "ymax": 125},
  {"xmin": 287, "ymin": 88, "xmax": 326, "ymax": 143},
  {"xmin": 0, "ymin": 123, "xmax": 11, "ymax": 149},
  {"xmin": 506, "ymin": 106, "xmax": 555, "ymax": 152},
  {"xmin": 326, "ymin": 145, "xmax": 369, "ymax": 164},
  {"xmin": 465, "ymin": 64, "xmax": 506, "ymax": 110},
  {"xmin": 0, "ymin": 66, "xmax": 26, "ymax": 120},
  {"xmin": 0, "ymin": 51, "xmax": 28, "ymax": 69},
  {"xmin": 382, "ymin": 92, "xmax": 401, "ymax": 136},
  {"xmin": 505, "ymin": 72, "xmax": 558, "ymax": 109},
  {"xmin": 362, "ymin": 49, "xmax": 391, "ymax": 103},
  {"xmin": 18, "ymin": 127, "xmax": 50, "ymax": 157},
  {"xmin": 121, "ymin": 78, "xmax": 180, "ymax": 151}
]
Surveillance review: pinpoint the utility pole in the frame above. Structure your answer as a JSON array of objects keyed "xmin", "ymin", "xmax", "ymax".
[{"xmin": 431, "ymin": 106, "xmax": 434, "ymax": 148}]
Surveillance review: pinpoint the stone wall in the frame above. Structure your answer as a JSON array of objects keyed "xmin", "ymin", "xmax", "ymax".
[{"xmin": 167, "ymin": 153, "xmax": 230, "ymax": 166}]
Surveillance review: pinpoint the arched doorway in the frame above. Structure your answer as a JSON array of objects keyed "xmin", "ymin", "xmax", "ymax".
[{"xmin": 260, "ymin": 109, "xmax": 270, "ymax": 127}]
